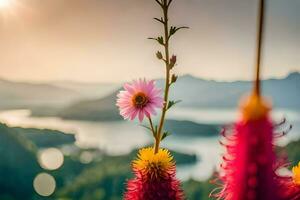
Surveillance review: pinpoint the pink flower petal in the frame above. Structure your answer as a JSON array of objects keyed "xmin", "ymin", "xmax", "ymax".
[
  {"xmin": 124, "ymin": 83, "xmax": 136, "ymax": 95},
  {"xmin": 138, "ymin": 110, "xmax": 144, "ymax": 122},
  {"xmin": 130, "ymin": 109, "xmax": 139, "ymax": 120},
  {"xmin": 144, "ymin": 105, "xmax": 157, "ymax": 116}
]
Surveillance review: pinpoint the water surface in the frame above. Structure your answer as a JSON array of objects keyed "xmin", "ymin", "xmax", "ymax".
[{"xmin": 0, "ymin": 108, "xmax": 299, "ymax": 181}]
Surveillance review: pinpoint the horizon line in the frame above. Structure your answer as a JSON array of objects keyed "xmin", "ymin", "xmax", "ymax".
[{"xmin": 0, "ymin": 70, "xmax": 299, "ymax": 85}]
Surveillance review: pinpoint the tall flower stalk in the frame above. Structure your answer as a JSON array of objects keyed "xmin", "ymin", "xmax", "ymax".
[
  {"xmin": 117, "ymin": 0, "xmax": 187, "ymax": 153},
  {"xmin": 150, "ymin": 0, "xmax": 187, "ymax": 154},
  {"xmin": 213, "ymin": 0, "xmax": 279, "ymax": 199},
  {"xmin": 116, "ymin": 0, "xmax": 187, "ymax": 199}
]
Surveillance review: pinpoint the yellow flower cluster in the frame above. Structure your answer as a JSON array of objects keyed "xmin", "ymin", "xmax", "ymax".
[
  {"xmin": 292, "ymin": 161, "xmax": 300, "ymax": 185},
  {"xmin": 133, "ymin": 147, "xmax": 175, "ymax": 179}
]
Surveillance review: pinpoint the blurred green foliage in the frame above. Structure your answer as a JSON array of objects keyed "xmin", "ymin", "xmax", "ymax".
[
  {"xmin": 0, "ymin": 123, "xmax": 40, "ymax": 200},
  {"xmin": 282, "ymin": 139, "xmax": 300, "ymax": 167}
]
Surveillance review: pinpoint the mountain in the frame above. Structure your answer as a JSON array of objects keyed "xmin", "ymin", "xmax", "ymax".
[
  {"xmin": 13, "ymin": 127, "xmax": 75, "ymax": 148},
  {"xmin": 164, "ymin": 72, "xmax": 300, "ymax": 108},
  {"xmin": 57, "ymin": 90, "xmax": 122, "ymax": 121},
  {"xmin": 55, "ymin": 72, "xmax": 300, "ymax": 121},
  {"xmin": 0, "ymin": 78, "xmax": 80, "ymax": 109},
  {"xmin": 51, "ymin": 81, "xmax": 119, "ymax": 99},
  {"xmin": 0, "ymin": 78, "xmax": 118, "ymax": 110}
]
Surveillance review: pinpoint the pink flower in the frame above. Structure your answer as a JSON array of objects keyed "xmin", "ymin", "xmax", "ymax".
[{"xmin": 116, "ymin": 79, "xmax": 164, "ymax": 122}]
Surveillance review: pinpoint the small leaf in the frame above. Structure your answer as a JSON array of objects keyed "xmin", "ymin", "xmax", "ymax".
[
  {"xmin": 161, "ymin": 131, "xmax": 171, "ymax": 141},
  {"xmin": 140, "ymin": 125, "xmax": 157, "ymax": 138},
  {"xmin": 169, "ymin": 26, "xmax": 177, "ymax": 36},
  {"xmin": 167, "ymin": 100, "xmax": 182, "ymax": 110},
  {"xmin": 148, "ymin": 37, "xmax": 157, "ymax": 42},
  {"xmin": 140, "ymin": 125, "xmax": 152, "ymax": 131},
  {"xmin": 154, "ymin": 17, "xmax": 164, "ymax": 24},
  {"xmin": 157, "ymin": 36, "xmax": 164, "ymax": 45},
  {"xmin": 169, "ymin": 26, "xmax": 189, "ymax": 38},
  {"xmin": 155, "ymin": 0, "xmax": 163, "ymax": 7},
  {"xmin": 148, "ymin": 36, "xmax": 164, "ymax": 46}
]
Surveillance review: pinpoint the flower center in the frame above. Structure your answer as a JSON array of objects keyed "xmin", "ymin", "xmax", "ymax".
[
  {"xmin": 132, "ymin": 92, "xmax": 149, "ymax": 108},
  {"xmin": 133, "ymin": 147, "xmax": 175, "ymax": 179}
]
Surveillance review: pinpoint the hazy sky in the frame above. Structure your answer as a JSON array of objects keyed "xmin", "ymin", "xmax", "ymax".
[{"xmin": 0, "ymin": 0, "xmax": 299, "ymax": 83}]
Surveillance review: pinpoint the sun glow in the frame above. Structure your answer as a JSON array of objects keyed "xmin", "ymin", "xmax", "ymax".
[{"xmin": 0, "ymin": 0, "xmax": 10, "ymax": 8}]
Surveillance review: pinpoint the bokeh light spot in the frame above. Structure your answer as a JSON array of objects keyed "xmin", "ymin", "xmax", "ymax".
[
  {"xmin": 33, "ymin": 173, "xmax": 56, "ymax": 197},
  {"xmin": 38, "ymin": 148, "xmax": 64, "ymax": 170},
  {"xmin": 80, "ymin": 151, "xmax": 94, "ymax": 164}
]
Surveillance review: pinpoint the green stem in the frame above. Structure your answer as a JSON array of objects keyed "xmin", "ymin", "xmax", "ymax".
[
  {"xmin": 154, "ymin": 0, "xmax": 171, "ymax": 154},
  {"xmin": 148, "ymin": 117, "xmax": 156, "ymax": 137}
]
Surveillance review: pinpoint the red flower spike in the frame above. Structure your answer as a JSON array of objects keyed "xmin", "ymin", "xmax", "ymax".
[{"xmin": 215, "ymin": 94, "xmax": 280, "ymax": 200}]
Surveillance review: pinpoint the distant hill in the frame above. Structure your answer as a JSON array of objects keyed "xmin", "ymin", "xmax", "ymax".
[
  {"xmin": 163, "ymin": 71, "xmax": 300, "ymax": 108},
  {"xmin": 13, "ymin": 127, "xmax": 75, "ymax": 148},
  {"xmin": 54, "ymin": 72, "xmax": 300, "ymax": 121},
  {"xmin": 0, "ymin": 78, "xmax": 118, "ymax": 110},
  {"xmin": 164, "ymin": 120, "xmax": 220, "ymax": 137},
  {"xmin": 0, "ymin": 78, "xmax": 80, "ymax": 109},
  {"xmin": 51, "ymin": 81, "xmax": 119, "ymax": 99},
  {"xmin": 57, "ymin": 90, "xmax": 122, "ymax": 121}
]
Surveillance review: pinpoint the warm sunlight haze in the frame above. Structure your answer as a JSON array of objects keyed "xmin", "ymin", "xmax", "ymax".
[
  {"xmin": 0, "ymin": 0, "xmax": 10, "ymax": 8},
  {"xmin": 0, "ymin": 1, "xmax": 299, "ymax": 200},
  {"xmin": 0, "ymin": 0, "xmax": 299, "ymax": 82}
]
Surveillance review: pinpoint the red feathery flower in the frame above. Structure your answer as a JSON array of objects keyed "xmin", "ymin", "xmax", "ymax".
[
  {"xmin": 124, "ymin": 147, "xmax": 184, "ymax": 200},
  {"xmin": 216, "ymin": 94, "xmax": 280, "ymax": 200}
]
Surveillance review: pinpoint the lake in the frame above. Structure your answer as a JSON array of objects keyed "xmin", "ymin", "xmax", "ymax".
[{"xmin": 0, "ymin": 108, "xmax": 299, "ymax": 181}]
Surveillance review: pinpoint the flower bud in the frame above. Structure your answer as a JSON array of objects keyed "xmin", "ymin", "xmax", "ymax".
[
  {"xmin": 156, "ymin": 51, "xmax": 163, "ymax": 60},
  {"xmin": 169, "ymin": 55, "xmax": 177, "ymax": 69},
  {"xmin": 171, "ymin": 74, "xmax": 178, "ymax": 84}
]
